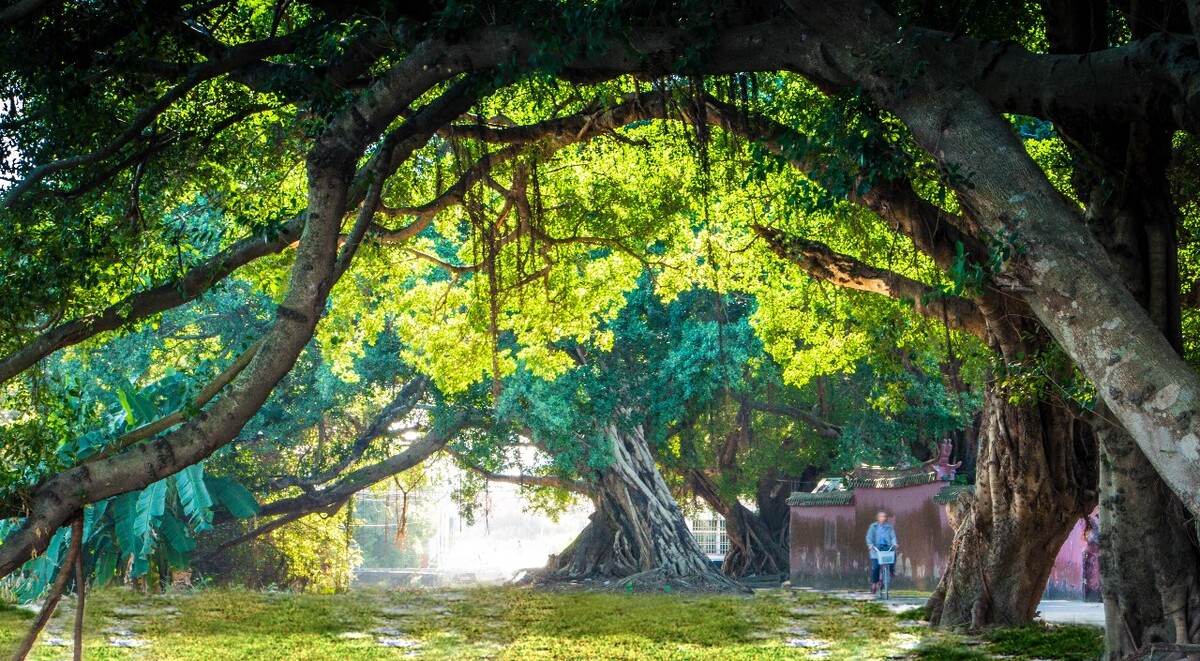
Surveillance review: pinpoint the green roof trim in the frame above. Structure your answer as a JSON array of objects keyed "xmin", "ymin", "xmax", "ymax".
[
  {"xmin": 933, "ymin": 485, "xmax": 975, "ymax": 504},
  {"xmin": 846, "ymin": 470, "xmax": 939, "ymax": 490},
  {"xmin": 787, "ymin": 491, "xmax": 854, "ymax": 507}
]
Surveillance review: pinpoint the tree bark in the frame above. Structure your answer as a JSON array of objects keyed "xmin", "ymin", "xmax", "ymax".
[
  {"xmin": 928, "ymin": 377, "xmax": 1096, "ymax": 627},
  {"xmin": 786, "ymin": 0, "xmax": 1200, "ymax": 521},
  {"xmin": 689, "ymin": 469, "xmax": 789, "ymax": 579},
  {"xmin": 1097, "ymin": 417, "xmax": 1200, "ymax": 658},
  {"xmin": 545, "ymin": 423, "xmax": 745, "ymax": 592},
  {"xmin": 1056, "ymin": 103, "xmax": 1200, "ymax": 658}
]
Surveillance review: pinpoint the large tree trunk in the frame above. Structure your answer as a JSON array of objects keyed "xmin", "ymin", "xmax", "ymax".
[
  {"xmin": 1097, "ymin": 419, "xmax": 1200, "ymax": 658},
  {"xmin": 928, "ymin": 302, "xmax": 1098, "ymax": 628},
  {"xmin": 788, "ymin": 0, "xmax": 1200, "ymax": 519},
  {"xmin": 1060, "ymin": 102, "xmax": 1200, "ymax": 657},
  {"xmin": 756, "ymin": 467, "xmax": 812, "ymax": 553},
  {"xmin": 545, "ymin": 423, "xmax": 745, "ymax": 592},
  {"xmin": 928, "ymin": 383, "xmax": 1096, "ymax": 627}
]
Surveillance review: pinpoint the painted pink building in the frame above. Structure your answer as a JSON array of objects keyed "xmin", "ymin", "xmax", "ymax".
[{"xmin": 789, "ymin": 444, "xmax": 1100, "ymax": 600}]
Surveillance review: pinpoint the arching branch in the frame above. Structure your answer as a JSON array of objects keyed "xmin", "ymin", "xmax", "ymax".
[
  {"xmin": 0, "ymin": 76, "xmax": 483, "ymax": 386},
  {"xmin": 445, "ymin": 88, "xmax": 986, "ymax": 272},
  {"xmin": 270, "ymin": 375, "xmax": 430, "ymax": 492},
  {"xmin": 447, "ymin": 448, "xmax": 589, "ymax": 495},
  {"xmin": 201, "ymin": 415, "xmax": 468, "ymax": 562},
  {"xmin": 0, "ymin": 41, "xmax": 490, "ymax": 579},
  {"xmin": 1, "ymin": 32, "xmax": 311, "ymax": 210},
  {"xmin": 754, "ymin": 225, "xmax": 987, "ymax": 341},
  {"xmin": 79, "ymin": 337, "xmax": 265, "ymax": 466},
  {"xmin": 745, "ymin": 400, "xmax": 843, "ymax": 440}
]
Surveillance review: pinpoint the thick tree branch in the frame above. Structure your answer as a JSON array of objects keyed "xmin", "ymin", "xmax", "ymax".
[
  {"xmin": 446, "ymin": 89, "xmax": 985, "ymax": 272},
  {"xmin": 0, "ymin": 216, "xmax": 303, "ymax": 386},
  {"xmin": 81, "ymin": 337, "xmax": 265, "ymax": 465},
  {"xmin": 0, "ymin": 77, "xmax": 482, "ymax": 386},
  {"xmin": 0, "ymin": 37, "xmax": 483, "ymax": 578},
  {"xmin": 745, "ymin": 400, "xmax": 843, "ymax": 440},
  {"xmin": 447, "ymin": 448, "xmax": 589, "ymax": 495},
  {"xmin": 1, "ymin": 32, "xmax": 310, "ymax": 210},
  {"xmin": 915, "ymin": 29, "xmax": 1200, "ymax": 134},
  {"xmin": 784, "ymin": 0, "xmax": 1200, "ymax": 515},
  {"xmin": 201, "ymin": 414, "xmax": 468, "ymax": 562},
  {"xmin": 255, "ymin": 413, "xmax": 467, "ymax": 520},
  {"xmin": 754, "ymin": 225, "xmax": 987, "ymax": 340},
  {"xmin": 270, "ymin": 375, "xmax": 429, "ymax": 491}
]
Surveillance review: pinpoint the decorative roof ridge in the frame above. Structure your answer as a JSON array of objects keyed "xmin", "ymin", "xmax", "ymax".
[
  {"xmin": 846, "ymin": 470, "xmax": 940, "ymax": 489},
  {"xmin": 787, "ymin": 491, "xmax": 855, "ymax": 507}
]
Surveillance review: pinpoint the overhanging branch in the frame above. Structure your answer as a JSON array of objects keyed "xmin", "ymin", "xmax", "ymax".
[
  {"xmin": 0, "ymin": 77, "xmax": 483, "ymax": 386},
  {"xmin": 201, "ymin": 414, "xmax": 468, "ymax": 562},
  {"xmin": 745, "ymin": 400, "xmax": 842, "ymax": 440},
  {"xmin": 754, "ymin": 225, "xmax": 987, "ymax": 341},
  {"xmin": 447, "ymin": 448, "xmax": 589, "ymax": 495}
]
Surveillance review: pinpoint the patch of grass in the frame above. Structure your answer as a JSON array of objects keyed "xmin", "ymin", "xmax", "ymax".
[
  {"xmin": 985, "ymin": 623, "xmax": 1103, "ymax": 661},
  {"xmin": 914, "ymin": 642, "xmax": 989, "ymax": 661},
  {"xmin": 0, "ymin": 602, "xmax": 33, "ymax": 620},
  {"xmin": 0, "ymin": 586, "xmax": 1097, "ymax": 660},
  {"xmin": 894, "ymin": 605, "xmax": 929, "ymax": 620}
]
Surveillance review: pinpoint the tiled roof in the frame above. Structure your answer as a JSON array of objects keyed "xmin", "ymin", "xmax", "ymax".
[
  {"xmin": 932, "ymin": 484, "xmax": 975, "ymax": 504},
  {"xmin": 846, "ymin": 469, "xmax": 940, "ymax": 490},
  {"xmin": 787, "ymin": 490, "xmax": 854, "ymax": 507}
]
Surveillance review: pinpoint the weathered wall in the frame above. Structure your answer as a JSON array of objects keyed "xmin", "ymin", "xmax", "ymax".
[
  {"xmin": 1044, "ymin": 510, "xmax": 1101, "ymax": 601},
  {"xmin": 789, "ymin": 482, "xmax": 951, "ymax": 591},
  {"xmin": 789, "ymin": 488, "xmax": 1101, "ymax": 599}
]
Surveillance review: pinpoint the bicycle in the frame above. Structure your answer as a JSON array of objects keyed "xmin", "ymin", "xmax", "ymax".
[{"xmin": 875, "ymin": 544, "xmax": 896, "ymax": 600}]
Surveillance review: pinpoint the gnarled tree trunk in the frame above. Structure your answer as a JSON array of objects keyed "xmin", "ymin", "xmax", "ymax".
[
  {"xmin": 545, "ymin": 423, "xmax": 744, "ymax": 592},
  {"xmin": 1097, "ymin": 419, "xmax": 1200, "ymax": 658},
  {"xmin": 928, "ymin": 305, "xmax": 1098, "ymax": 627},
  {"xmin": 689, "ymin": 468, "xmax": 788, "ymax": 579}
]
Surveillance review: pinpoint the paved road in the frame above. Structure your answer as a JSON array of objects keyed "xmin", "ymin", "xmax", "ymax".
[
  {"xmin": 809, "ymin": 589, "xmax": 1106, "ymax": 627},
  {"xmin": 1035, "ymin": 599, "xmax": 1105, "ymax": 626}
]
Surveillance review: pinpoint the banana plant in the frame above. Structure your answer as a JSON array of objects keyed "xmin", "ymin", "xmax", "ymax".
[{"xmin": 3, "ymin": 373, "xmax": 260, "ymax": 600}]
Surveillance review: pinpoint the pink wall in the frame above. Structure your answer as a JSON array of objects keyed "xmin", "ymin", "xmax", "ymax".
[
  {"xmin": 789, "ymin": 482, "xmax": 952, "ymax": 592},
  {"xmin": 790, "ymin": 488, "xmax": 1101, "ymax": 600},
  {"xmin": 1045, "ymin": 510, "xmax": 1100, "ymax": 600}
]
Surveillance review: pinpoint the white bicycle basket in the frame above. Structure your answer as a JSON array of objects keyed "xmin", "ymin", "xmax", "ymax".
[{"xmin": 877, "ymin": 550, "xmax": 896, "ymax": 564}]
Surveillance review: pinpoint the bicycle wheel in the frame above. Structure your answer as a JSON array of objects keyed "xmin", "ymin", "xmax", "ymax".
[{"xmin": 882, "ymin": 564, "xmax": 890, "ymax": 600}]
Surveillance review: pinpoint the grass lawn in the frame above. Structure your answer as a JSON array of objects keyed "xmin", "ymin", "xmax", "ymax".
[{"xmin": 0, "ymin": 586, "xmax": 1102, "ymax": 660}]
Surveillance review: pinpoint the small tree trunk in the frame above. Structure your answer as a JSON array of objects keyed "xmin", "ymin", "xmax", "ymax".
[
  {"xmin": 927, "ymin": 329, "xmax": 1097, "ymax": 627},
  {"xmin": 546, "ymin": 423, "xmax": 745, "ymax": 592},
  {"xmin": 11, "ymin": 519, "xmax": 82, "ymax": 661},
  {"xmin": 721, "ymin": 502, "xmax": 788, "ymax": 578},
  {"xmin": 689, "ymin": 469, "xmax": 788, "ymax": 578},
  {"xmin": 73, "ymin": 524, "xmax": 85, "ymax": 661}
]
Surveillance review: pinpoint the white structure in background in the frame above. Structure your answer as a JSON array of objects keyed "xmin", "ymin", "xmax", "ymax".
[
  {"xmin": 687, "ymin": 509, "xmax": 730, "ymax": 562},
  {"xmin": 423, "ymin": 480, "xmax": 592, "ymax": 581}
]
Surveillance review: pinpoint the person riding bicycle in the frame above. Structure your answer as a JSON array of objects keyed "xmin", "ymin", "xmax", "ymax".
[{"xmin": 866, "ymin": 510, "xmax": 898, "ymax": 594}]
